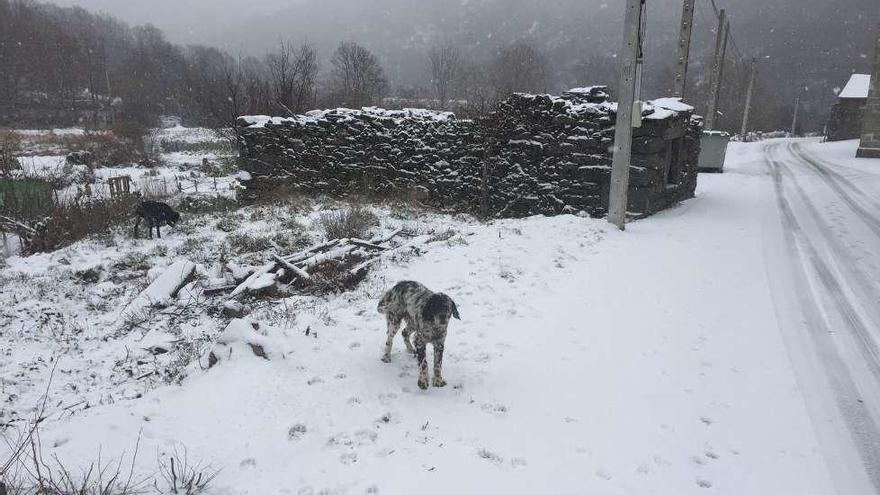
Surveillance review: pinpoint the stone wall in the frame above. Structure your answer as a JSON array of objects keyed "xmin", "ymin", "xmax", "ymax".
[
  {"xmin": 238, "ymin": 88, "xmax": 701, "ymax": 218},
  {"xmin": 858, "ymin": 28, "xmax": 880, "ymax": 158},
  {"xmin": 826, "ymin": 99, "xmax": 865, "ymax": 142}
]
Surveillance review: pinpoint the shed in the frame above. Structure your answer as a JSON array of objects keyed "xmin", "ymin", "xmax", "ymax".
[{"xmin": 826, "ymin": 74, "xmax": 871, "ymax": 141}]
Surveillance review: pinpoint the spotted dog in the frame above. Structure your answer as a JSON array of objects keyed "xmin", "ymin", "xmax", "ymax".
[
  {"xmin": 377, "ymin": 281, "xmax": 460, "ymax": 389},
  {"xmin": 134, "ymin": 200, "xmax": 180, "ymax": 239}
]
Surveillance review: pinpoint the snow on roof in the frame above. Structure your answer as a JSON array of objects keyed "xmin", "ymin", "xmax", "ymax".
[{"xmin": 839, "ymin": 74, "xmax": 871, "ymax": 99}]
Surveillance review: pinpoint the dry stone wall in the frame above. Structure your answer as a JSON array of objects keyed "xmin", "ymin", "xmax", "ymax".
[{"xmin": 238, "ymin": 88, "xmax": 701, "ymax": 218}]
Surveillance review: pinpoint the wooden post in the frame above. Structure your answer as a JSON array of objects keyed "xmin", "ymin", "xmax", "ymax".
[
  {"xmin": 740, "ymin": 58, "xmax": 757, "ymax": 138},
  {"xmin": 608, "ymin": 0, "xmax": 645, "ymax": 230},
  {"xmin": 791, "ymin": 96, "xmax": 800, "ymax": 137},
  {"xmin": 672, "ymin": 0, "xmax": 696, "ymax": 98},
  {"xmin": 705, "ymin": 9, "xmax": 727, "ymax": 131}
]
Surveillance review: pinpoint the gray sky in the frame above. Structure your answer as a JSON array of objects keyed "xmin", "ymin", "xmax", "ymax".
[{"xmin": 44, "ymin": 0, "xmax": 298, "ymax": 44}]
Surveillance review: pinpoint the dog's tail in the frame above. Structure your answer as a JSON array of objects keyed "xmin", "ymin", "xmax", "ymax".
[{"xmin": 376, "ymin": 290, "xmax": 392, "ymax": 314}]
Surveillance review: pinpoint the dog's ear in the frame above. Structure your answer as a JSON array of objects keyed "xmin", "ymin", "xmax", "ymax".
[{"xmin": 449, "ymin": 296, "xmax": 460, "ymax": 320}]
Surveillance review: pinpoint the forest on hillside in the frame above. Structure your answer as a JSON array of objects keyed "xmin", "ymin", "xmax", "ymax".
[{"xmin": 0, "ymin": 0, "xmax": 875, "ymax": 133}]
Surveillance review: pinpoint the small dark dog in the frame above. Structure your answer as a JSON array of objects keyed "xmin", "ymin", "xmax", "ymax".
[
  {"xmin": 378, "ymin": 281, "xmax": 460, "ymax": 389},
  {"xmin": 134, "ymin": 201, "xmax": 180, "ymax": 239}
]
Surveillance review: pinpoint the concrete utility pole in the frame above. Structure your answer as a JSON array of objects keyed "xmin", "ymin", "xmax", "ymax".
[
  {"xmin": 857, "ymin": 24, "xmax": 880, "ymax": 158},
  {"xmin": 672, "ymin": 0, "xmax": 696, "ymax": 98},
  {"xmin": 791, "ymin": 96, "xmax": 800, "ymax": 136},
  {"xmin": 740, "ymin": 58, "xmax": 757, "ymax": 137},
  {"xmin": 705, "ymin": 9, "xmax": 728, "ymax": 131},
  {"xmin": 608, "ymin": 0, "xmax": 645, "ymax": 230}
]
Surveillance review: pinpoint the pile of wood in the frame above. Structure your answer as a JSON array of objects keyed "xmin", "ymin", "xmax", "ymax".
[{"xmin": 218, "ymin": 228, "xmax": 420, "ymax": 300}]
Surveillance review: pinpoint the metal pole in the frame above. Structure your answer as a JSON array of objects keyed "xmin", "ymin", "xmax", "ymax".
[
  {"xmin": 705, "ymin": 9, "xmax": 727, "ymax": 131},
  {"xmin": 608, "ymin": 0, "xmax": 645, "ymax": 231},
  {"xmin": 672, "ymin": 0, "xmax": 695, "ymax": 98},
  {"xmin": 791, "ymin": 96, "xmax": 800, "ymax": 136},
  {"xmin": 740, "ymin": 58, "xmax": 757, "ymax": 138}
]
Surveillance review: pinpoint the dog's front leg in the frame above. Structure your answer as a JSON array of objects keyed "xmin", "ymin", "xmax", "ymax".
[
  {"xmin": 415, "ymin": 334, "xmax": 429, "ymax": 390},
  {"xmin": 382, "ymin": 315, "xmax": 402, "ymax": 363},
  {"xmin": 133, "ymin": 216, "xmax": 141, "ymax": 238},
  {"xmin": 432, "ymin": 339, "xmax": 447, "ymax": 387}
]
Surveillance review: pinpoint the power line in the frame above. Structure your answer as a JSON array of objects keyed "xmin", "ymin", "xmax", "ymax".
[{"xmin": 707, "ymin": 0, "xmax": 745, "ymax": 62}]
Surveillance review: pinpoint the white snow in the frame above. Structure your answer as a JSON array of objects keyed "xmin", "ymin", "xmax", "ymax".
[
  {"xmin": 242, "ymin": 107, "xmax": 455, "ymax": 128},
  {"xmin": 839, "ymin": 74, "xmax": 871, "ymax": 99},
  {"xmin": 4, "ymin": 139, "xmax": 880, "ymax": 494}
]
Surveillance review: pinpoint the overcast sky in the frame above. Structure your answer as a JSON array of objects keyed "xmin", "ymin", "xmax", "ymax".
[{"xmin": 43, "ymin": 0, "xmax": 298, "ymax": 44}]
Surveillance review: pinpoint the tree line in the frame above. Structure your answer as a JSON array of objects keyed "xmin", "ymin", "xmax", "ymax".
[{"xmin": 0, "ymin": 0, "xmax": 560, "ymax": 135}]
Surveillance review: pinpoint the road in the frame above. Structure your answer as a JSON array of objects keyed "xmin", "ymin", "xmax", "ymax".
[{"xmin": 762, "ymin": 139, "xmax": 880, "ymax": 494}]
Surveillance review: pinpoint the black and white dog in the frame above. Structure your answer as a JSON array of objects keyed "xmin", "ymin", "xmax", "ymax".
[
  {"xmin": 378, "ymin": 281, "xmax": 460, "ymax": 389},
  {"xmin": 134, "ymin": 200, "xmax": 180, "ymax": 239}
]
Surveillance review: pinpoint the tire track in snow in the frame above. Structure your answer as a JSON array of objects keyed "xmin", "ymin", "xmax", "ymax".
[
  {"xmin": 772, "ymin": 143, "xmax": 880, "ymax": 378},
  {"xmin": 790, "ymin": 142, "xmax": 880, "ymax": 238},
  {"xmin": 764, "ymin": 142, "xmax": 880, "ymax": 493}
]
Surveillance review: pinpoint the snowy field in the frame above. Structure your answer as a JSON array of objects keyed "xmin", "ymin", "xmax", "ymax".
[{"xmin": 3, "ymin": 138, "xmax": 880, "ymax": 494}]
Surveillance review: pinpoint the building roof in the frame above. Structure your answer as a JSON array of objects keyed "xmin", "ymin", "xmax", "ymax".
[{"xmin": 839, "ymin": 74, "xmax": 871, "ymax": 99}]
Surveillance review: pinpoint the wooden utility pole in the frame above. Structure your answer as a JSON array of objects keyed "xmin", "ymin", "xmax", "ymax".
[
  {"xmin": 705, "ymin": 9, "xmax": 727, "ymax": 131},
  {"xmin": 672, "ymin": 0, "xmax": 696, "ymax": 98},
  {"xmin": 608, "ymin": 0, "xmax": 645, "ymax": 230},
  {"xmin": 791, "ymin": 96, "xmax": 800, "ymax": 136},
  {"xmin": 740, "ymin": 58, "xmax": 757, "ymax": 137}
]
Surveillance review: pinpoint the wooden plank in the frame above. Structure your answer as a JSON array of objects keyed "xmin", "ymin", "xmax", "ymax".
[{"xmin": 271, "ymin": 253, "xmax": 311, "ymax": 280}]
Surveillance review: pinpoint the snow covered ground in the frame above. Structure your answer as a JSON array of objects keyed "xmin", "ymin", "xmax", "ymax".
[{"xmin": 3, "ymin": 138, "xmax": 880, "ymax": 494}]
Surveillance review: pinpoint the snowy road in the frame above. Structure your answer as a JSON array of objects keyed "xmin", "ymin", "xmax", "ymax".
[
  {"xmin": 762, "ymin": 140, "xmax": 880, "ymax": 494},
  {"xmin": 7, "ymin": 139, "xmax": 880, "ymax": 494}
]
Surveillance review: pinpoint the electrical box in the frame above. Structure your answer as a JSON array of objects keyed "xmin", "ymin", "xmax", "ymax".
[{"xmin": 698, "ymin": 131, "xmax": 730, "ymax": 173}]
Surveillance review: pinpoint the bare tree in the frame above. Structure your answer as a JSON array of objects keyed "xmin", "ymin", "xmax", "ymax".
[
  {"xmin": 427, "ymin": 44, "xmax": 462, "ymax": 110},
  {"xmin": 490, "ymin": 41, "xmax": 550, "ymax": 97},
  {"xmin": 328, "ymin": 41, "xmax": 388, "ymax": 108},
  {"xmin": 266, "ymin": 41, "xmax": 318, "ymax": 115}
]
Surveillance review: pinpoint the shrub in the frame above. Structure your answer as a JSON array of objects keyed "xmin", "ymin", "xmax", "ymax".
[
  {"xmin": 316, "ymin": 205, "xmax": 378, "ymax": 240},
  {"xmin": 24, "ymin": 195, "xmax": 140, "ymax": 254}
]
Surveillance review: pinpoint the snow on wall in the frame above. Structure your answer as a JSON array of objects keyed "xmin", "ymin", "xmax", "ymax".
[{"xmin": 238, "ymin": 90, "xmax": 701, "ymax": 218}]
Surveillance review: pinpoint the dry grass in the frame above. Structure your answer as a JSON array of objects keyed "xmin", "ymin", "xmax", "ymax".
[
  {"xmin": 21, "ymin": 195, "xmax": 140, "ymax": 254},
  {"xmin": 315, "ymin": 205, "xmax": 378, "ymax": 240}
]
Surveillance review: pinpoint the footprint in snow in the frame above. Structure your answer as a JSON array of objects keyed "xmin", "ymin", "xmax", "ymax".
[
  {"xmin": 696, "ymin": 478, "xmax": 713, "ymax": 489},
  {"xmin": 476, "ymin": 448, "xmax": 504, "ymax": 464},
  {"xmin": 699, "ymin": 416, "xmax": 714, "ymax": 425},
  {"xmin": 288, "ymin": 423, "xmax": 307, "ymax": 441},
  {"xmin": 705, "ymin": 450, "xmax": 719, "ymax": 460},
  {"xmin": 595, "ymin": 469, "xmax": 613, "ymax": 481}
]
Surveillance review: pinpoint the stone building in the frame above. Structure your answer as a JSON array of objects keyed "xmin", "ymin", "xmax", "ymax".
[
  {"xmin": 826, "ymin": 74, "xmax": 871, "ymax": 142},
  {"xmin": 238, "ymin": 88, "xmax": 701, "ymax": 219},
  {"xmin": 858, "ymin": 27, "xmax": 880, "ymax": 158}
]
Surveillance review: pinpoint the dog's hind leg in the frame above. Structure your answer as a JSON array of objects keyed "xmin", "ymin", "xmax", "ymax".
[
  {"xmin": 432, "ymin": 339, "xmax": 447, "ymax": 387},
  {"xmin": 414, "ymin": 333, "xmax": 429, "ymax": 390},
  {"xmin": 381, "ymin": 313, "xmax": 403, "ymax": 363}
]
